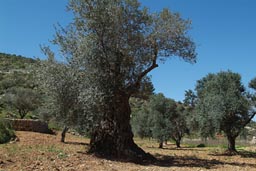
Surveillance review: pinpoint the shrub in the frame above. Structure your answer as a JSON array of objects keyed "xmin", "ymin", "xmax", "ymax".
[
  {"xmin": 197, "ymin": 143, "xmax": 206, "ymax": 148},
  {"xmin": 0, "ymin": 119, "xmax": 15, "ymax": 144}
]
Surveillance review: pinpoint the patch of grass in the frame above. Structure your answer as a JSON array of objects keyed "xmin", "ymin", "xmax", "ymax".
[
  {"xmin": 46, "ymin": 145, "xmax": 68, "ymax": 159},
  {"xmin": 57, "ymin": 152, "xmax": 68, "ymax": 159},
  {"xmin": 7, "ymin": 145, "xmax": 19, "ymax": 154},
  {"xmin": 185, "ymin": 144, "xmax": 198, "ymax": 148},
  {"xmin": 214, "ymin": 144, "xmax": 246, "ymax": 150}
]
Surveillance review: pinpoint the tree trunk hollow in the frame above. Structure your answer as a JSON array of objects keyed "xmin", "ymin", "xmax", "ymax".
[{"xmin": 88, "ymin": 92, "xmax": 154, "ymax": 160}]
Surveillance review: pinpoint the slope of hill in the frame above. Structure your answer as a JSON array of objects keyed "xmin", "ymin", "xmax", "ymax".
[
  {"xmin": 0, "ymin": 53, "xmax": 38, "ymax": 118},
  {"xmin": 0, "ymin": 53, "xmax": 36, "ymax": 72},
  {"xmin": 0, "ymin": 53, "xmax": 37, "ymax": 93}
]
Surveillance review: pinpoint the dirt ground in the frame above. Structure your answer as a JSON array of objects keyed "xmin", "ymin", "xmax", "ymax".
[{"xmin": 0, "ymin": 131, "xmax": 255, "ymax": 171}]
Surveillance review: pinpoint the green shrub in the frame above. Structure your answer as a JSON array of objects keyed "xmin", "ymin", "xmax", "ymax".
[
  {"xmin": 0, "ymin": 119, "xmax": 15, "ymax": 144},
  {"xmin": 48, "ymin": 120, "xmax": 61, "ymax": 131},
  {"xmin": 197, "ymin": 143, "xmax": 206, "ymax": 148}
]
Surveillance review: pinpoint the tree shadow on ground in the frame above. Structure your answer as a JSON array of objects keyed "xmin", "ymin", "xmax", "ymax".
[
  {"xmin": 209, "ymin": 150, "xmax": 256, "ymax": 158},
  {"xmin": 64, "ymin": 141, "xmax": 89, "ymax": 146},
  {"xmin": 77, "ymin": 151, "xmax": 256, "ymax": 169},
  {"xmin": 239, "ymin": 150, "xmax": 256, "ymax": 158},
  {"xmin": 142, "ymin": 153, "xmax": 256, "ymax": 169},
  {"xmin": 146, "ymin": 146, "xmax": 206, "ymax": 152}
]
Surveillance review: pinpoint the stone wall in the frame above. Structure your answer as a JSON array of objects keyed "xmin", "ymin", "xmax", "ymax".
[{"xmin": 7, "ymin": 119, "xmax": 54, "ymax": 134}]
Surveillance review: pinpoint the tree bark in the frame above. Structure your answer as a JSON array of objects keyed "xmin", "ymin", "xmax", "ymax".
[
  {"xmin": 159, "ymin": 141, "xmax": 163, "ymax": 148},
  {"xmin": 88, "ymin": 91, "xmax": 154, "ymax": 160},
  {"xmin": 61, "ymin": 126, "xmax": 69, "ymax": 143},
  {"xmin": 227, "ymin": 135, "xmax": 237, "ymax": 154},
  {"xmin": 175, "ymin": 139, "xmax": 181, "ymax": 148}
]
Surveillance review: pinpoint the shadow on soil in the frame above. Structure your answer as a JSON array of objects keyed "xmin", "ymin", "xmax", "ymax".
[
  {"xmin": 70, "ymin": 141, "xmax": 256, "ymax": 169},
  {"xmin": 77, "ymin": 151, "xmax": 256, "ymax": 169},
  {"xmin": 210, "ymin": 150, "xmax": 256, "ymax": 158},
  {"xmin": 64, "ymin": 141, "xmax": 89, "ymax": 146},
  {"xmin": 150, "ymin": 153, "xmax": 256, "ymax": 169},
  {"xmin": 239, "ymin": 150, "xmax": 256, "ymax": 158},
  {"xmin": 147, "ymin": 146, "xmax": 206, "ymax": 152}
]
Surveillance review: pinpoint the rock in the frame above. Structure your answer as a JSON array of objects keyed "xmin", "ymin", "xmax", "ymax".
[{"xmin": 250, "ymin": 136, "xmax": 256, "ymax": 144}]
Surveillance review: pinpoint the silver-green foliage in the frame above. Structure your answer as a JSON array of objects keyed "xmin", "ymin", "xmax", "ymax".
[
  {"xmin": 53, "ymin": 0, "xmax": 196, "ymax": 96},
  {"xmin": 195, "ymin": 71, "xmax": 254, "ymax": 139},
  {"xmin": 149, "ymin": 94, "xmax": 175, "ymax": 143},
  {"xmin": 39, "ymin": 0, "xmax": 196, "ymax": 146},
  {"xmin": 132, "ymin": 94, "xmax": 189, "ymax": 146},
  {"xmin": 36, "ymin": 50, "xmax": 101, "ymax": 133}
]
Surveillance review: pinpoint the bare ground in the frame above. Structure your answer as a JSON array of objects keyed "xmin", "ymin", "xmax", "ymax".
[{"xmin": 0, "ymin": 131, "xmax": 255, "ymax": 171}]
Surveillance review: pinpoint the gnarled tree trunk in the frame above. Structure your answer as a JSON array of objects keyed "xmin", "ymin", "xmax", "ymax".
[
  {"xmin": 88, "ymin": 91, "xmax": 153, "ymax": 160},
  {"xmin": 227, "ymin": 135, "xmax": 237, "ymax": 154}
]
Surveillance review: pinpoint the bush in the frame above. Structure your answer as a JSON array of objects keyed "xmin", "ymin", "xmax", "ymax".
[
  {"xmin": 197, "ymin": 143, "xmax": 206, "ymax": 148},
  {"xmin": 0, "ymin": 119, "xmax": 15, "ymax": 144}
]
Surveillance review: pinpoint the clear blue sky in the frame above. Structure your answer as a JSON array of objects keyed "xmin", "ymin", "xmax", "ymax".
[{"xmin": 1, "ymin": 0, "xmax": 256, "ymax": 102}]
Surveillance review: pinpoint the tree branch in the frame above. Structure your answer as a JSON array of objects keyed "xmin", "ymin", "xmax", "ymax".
[
  {"xmin": 242, "ymin": 111, "xmax": 256, "ymax": 128},
  {"xmin": 127, "ymin": 44, "xmax": 159, "ymax": 94}
]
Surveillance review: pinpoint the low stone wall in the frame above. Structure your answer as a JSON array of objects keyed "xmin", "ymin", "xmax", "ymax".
[{"xmin": 7, "ymin": 119, "xmax": 54, "ymax": 134}]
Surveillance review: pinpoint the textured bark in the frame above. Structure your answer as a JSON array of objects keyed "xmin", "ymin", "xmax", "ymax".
[
  {"xmin": 227, "ymin": 135, "xmax": 238, "ymax": 154},
  {"xmin": 88, "ymin": 91, "xmax": 154, "ymax": 160}
]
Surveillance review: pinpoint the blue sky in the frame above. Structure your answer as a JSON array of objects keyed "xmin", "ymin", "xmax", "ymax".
[{"xmin": 1, "ymin": 0, "xmax": 256, "ymax": 102}]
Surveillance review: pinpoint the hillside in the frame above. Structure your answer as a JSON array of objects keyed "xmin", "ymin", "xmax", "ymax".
[
  {"xmin": 0, "ymin": 52, "xmax": 37, "ymax": 93},
  {"xmin": 0, "ymin": 53, "xmax": 38, "ymax": 118},
  {"xmin": 0, "ymin": 53, "xmax": 36, "ymax": 72}
]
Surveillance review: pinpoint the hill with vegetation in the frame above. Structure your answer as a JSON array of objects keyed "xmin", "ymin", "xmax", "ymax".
[
  {"xmin": 0, "ymin": 53, "xmax": 36, "ymax": 72},
  {"xmin": 0, "ymin": 53, "xmax": 38, "ymax": 119}
]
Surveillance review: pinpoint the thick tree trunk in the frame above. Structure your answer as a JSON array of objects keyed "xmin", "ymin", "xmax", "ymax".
[
  {"xmin": 175, "ymin": 139, "xmax": 181, "ymax": 148},
  {"xmin": 61, "ymin": 126, "xmax": 69, "ymax": 143},
  {"xmin": 159, "ymin": 141, "xmax": 163, "ymax": 148},
  {"xmin": 88, "ymin": 91, "xmax": 154, "ymax": 160},
  {"xmin": 227, "ymin": 135, "xmax": 238, "ymax": 154}
]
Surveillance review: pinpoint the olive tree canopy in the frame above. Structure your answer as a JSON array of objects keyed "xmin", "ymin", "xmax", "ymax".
[
  {"xmin": 195, "ymin": 71, "xmax": 256, "ymax": 153},
  {"xmin": 43, "ymin": 0, "xmax": 196, "ymax": 159}
]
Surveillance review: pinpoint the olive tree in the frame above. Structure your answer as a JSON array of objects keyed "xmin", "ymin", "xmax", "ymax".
[
  {"xmin": 4, "ymin": 88, "xmax": 40, "ymax": 119},
  {"xmin": 44, "ymin": 0, "xmax": 196, "ymax": 158},
  {"xmin": 169, "ymin": 103, "xmax": 189, "ymax": 148},
  {"xmin": 195, "ymin": 71, "xmax": 256, "ymax": 153},
  {"xmin": 148, "ymin": 94, "xmax": 175, "ymax": 148},
  {"xmin": 37, "ymin": 51, "xmax": 88, "ymax": 142},
  {"xmin": 132, "ymin": 94, "xmax": 189, "ymax": 148}
]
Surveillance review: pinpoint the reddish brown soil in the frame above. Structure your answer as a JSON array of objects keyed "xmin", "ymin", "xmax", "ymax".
[{"xmin": 0, "ymin": 131, "xmax": 255, "ymax": 171}]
